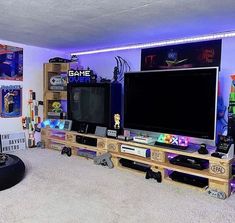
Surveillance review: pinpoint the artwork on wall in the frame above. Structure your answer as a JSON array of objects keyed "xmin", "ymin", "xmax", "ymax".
[
  {"xmin": 0, "ymin": 44, "xmax": 23, "ymax": 81},
  {"xmin": 0, "ymin": 85, "xmax": 22, "ymax": 118},
  {"xmin": 141, "ymin": 40, "xmax": 222, "ymax": 71}
]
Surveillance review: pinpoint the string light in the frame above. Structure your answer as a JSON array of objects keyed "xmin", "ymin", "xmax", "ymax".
[{"xmin": 71, "ymin": 31, "xmax": 235, "ymax": 56}]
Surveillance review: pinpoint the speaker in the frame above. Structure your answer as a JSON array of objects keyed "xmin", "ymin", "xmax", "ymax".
[{"xmin": 77, "ymin": 123, "xmax": 88, "ymax": 133}]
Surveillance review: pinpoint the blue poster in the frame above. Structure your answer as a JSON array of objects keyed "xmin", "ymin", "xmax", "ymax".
[
  {"xmin": 0, "ymin": 44, "xmax": 23, "ymax": 81},
  {"xmin": 0, "ymin": 85, "xmax": 22, "ymax": 118}
]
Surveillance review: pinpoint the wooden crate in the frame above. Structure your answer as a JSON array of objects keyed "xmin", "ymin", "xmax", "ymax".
[
  {"xmin": 97, "ymin": 138, "xmax": 107, "ymax": 151},
  {"xmin": 209, "ymin": 179, "xmax": 231, "ymax": 197},
  {"xmin": 209, "ymin": 160, "xmax": 231, "ymax": 179},
  {"xmin": 151, "ymin": 150, "xmax": 166, "ymax": 162},
  {"xmin": 107, "ymin": 140, "xmax": 120, "ymax": 152},
  {"xmin": 66, "ymin": 132, "xmax": 75, "ymax": 143}
]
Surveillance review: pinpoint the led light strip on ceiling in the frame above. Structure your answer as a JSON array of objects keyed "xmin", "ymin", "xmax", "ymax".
[{"xmin": 71, "ymin": 31, "xmax": 235, "ymax": 56}]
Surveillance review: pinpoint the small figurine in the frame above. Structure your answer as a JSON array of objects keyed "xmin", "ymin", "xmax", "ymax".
[
  {"xmin": 52, "ymin": 101, "xmax": 63, "ymax": 113},
  {"xmin": 114, "ymin": 113, "xmax": 120, "ymax": 129}
]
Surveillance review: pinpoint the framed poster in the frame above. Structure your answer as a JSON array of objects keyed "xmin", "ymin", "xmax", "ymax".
[
  {"xmin": 141, "ymin": 40, "xmax": 222, "ymax": 71},
  {"xmin": 0, "ymin": 44, "xmax": 23, "ymax": 81},
  {"xmin": 0, "ymin": 85, "xmax": 22, "ymax": 118},
  {"xmin": 48, "ymin": 71, "xmax": 67, "ymax": 91}
]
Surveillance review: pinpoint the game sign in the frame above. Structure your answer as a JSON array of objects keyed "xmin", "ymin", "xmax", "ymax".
[
  {"xmin": 0, "ymin": 44, "xmax": 23, "ymax": 81},
  {"xmin": 141, "ymin": 40, "xmax": 221, "ymax": 70},
  {"xmin": 0, "ymin": 85, "xmax": 22, "ymax": 118},
  {"xmin": 68, "ymin": 70, "xmax": 93, "ymax": 83}
]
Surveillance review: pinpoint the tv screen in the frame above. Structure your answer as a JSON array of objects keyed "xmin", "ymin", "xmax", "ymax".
[
  {"xmin": 67, "ymin": 83, "xmax": 109, "ymax": 130},
  {"xmin": 124, "ymin": 67, "xmax": 218, "ymax": 143}
]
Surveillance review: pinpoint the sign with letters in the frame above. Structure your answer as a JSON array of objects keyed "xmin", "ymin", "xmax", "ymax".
[
  {"xmin": 0, "ymin": 132, "xmax": 26, "ymax": 152},
  {"xmin": 68, "ymin": 70, "xmax": 92, "ymax": 83}
]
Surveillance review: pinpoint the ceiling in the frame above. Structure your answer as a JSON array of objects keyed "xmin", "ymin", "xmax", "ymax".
[{"xmin": 1, "ymin": 0, "xmax": 235, "ymax": 53}]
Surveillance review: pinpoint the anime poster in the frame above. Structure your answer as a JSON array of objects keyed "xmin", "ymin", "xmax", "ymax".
[
  {"xmin": 0, "ymin": 44, "xmax": 23, "ymax": 81},
  {"xmin": 0, "ymin": 85, "xmax": 22, "ymax": 118},
  {"xmin": 141, "ymin": 40, "xmax": 221, "ymax": 71}
]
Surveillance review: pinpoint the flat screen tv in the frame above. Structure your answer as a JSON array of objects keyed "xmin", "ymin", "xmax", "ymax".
[
  {"xmin": 124, "ymin": 67, "xmax": 219, "ymax": 145},
  {"xmin": 67, "ymin": 82, "xmax": 122, "ymax": 133}
]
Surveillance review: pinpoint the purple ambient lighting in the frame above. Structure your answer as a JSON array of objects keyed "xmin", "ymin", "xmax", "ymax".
[{"xmin": 71, "ymin": 31, "xmax": 235, "ymax": 55}]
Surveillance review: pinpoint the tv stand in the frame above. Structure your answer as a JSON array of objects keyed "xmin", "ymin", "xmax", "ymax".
[{"xmin": 41, "ymin": 128, "xmax": 234, "ymax": 199}]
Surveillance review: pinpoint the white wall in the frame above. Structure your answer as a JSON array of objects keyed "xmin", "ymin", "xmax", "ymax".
[
  {"xmin": 78, "ymin": 49, "xmax": 141, "ymax": 80},
  {"xmin": 0, "ymin": 39, "xmax": 67, "ymax": 133},
  {"xmin": 79, "ymin": 37, "xmax": 235, "ymax": 112}
]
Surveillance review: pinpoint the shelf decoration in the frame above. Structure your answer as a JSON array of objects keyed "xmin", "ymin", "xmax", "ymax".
[{"xmin": 22, "ymin": 90, "xmax": 43, "ymax": 148}]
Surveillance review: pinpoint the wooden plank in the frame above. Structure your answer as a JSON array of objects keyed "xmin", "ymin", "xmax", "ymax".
[
  {"xmin": 111, "ymin": 152, "xmax": 231, "ymax": 182},
  {"xmin": 209, "ymin": 179, "xmax": 231, "ymax": 197},
  {"xmin": 108, "ymin": 138, "xmax": 234, "ymax": 163}
]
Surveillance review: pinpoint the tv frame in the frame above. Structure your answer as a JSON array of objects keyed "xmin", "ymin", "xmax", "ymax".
[
  {"xmin": 123, "ymin": 67, "xmax": 219, "ymax": 146},
  {"xmin": 67, "ymin": 82, "xmax": 122, "ymax": 133},
  {"xmin": 67, "ymin": 82, "xmax": 110, "ymax": 133}
]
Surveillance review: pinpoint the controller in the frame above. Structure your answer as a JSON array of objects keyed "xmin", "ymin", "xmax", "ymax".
[
  {"xmin": 145, "ymin": 169, "xmax": 162, "ymax": 183},
  {"xmin": 207, "ymin": 188, "xmax": 226, "ymax": 200},
  {"xmin": 93, "ymin": 152, "xmax": 114, "ymax": 168},
  {"xmin": 61, "ymin": 147, "xmax": 72, "ymax": 157}
]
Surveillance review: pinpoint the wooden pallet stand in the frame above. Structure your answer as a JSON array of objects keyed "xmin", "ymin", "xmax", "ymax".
[{"xmin": 41, "ymin": 128, "xmax": 234, "ymax": 199}]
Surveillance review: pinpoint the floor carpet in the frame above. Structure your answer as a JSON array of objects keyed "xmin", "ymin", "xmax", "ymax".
[{"xmin": 0, "ymin": 148, "xmax": 235, "ymax": 223}]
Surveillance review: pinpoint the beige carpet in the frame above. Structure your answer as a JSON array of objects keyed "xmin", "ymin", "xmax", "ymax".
[{"xmin": 0, "ymin": 148, "xmax": 235, "ymax": 223}]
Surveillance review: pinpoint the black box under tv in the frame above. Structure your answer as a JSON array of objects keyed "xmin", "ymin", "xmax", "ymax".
[
  {"xmin": 169, "ymin": 155, "xmax": 209, "ymax": 170},
  {"xmin": 169, "ymin": 171, "xmax": 208, "ymax": 188}
]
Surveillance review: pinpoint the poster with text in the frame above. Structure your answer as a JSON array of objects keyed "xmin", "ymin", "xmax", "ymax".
[
  {"xmin": 0, "ymin": 85, "xmax": 22, "ymax": 118},
  {"xmin": 0, "ymin": 44, "xmax": 23, "ymax": 81}
]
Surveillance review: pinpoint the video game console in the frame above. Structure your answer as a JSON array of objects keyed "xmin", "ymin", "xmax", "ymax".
[{"xmin": 169, "ymin": 155, "xmax": 209, "ymax": 170}]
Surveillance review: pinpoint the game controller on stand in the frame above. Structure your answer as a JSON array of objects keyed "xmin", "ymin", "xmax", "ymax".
[
  {"xmin": 145, "ymin": 169, "xmax": 162, "ymax": 183},
  {"xmin": 61, "ymin": 147, "xmax": 72, "ymax": 157},
  {"xmin": 93, "ymin": 152, "xmax": 114, "ymax": 168}
]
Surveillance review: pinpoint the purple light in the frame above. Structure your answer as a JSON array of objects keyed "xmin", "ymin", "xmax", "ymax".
[
  {"xmin": 167, "ymin": 153, "xmax": 177, "ymax": 160},
  {"xmin": 71, "ymin": 31, "xmax": 235, "ymax": 55}
]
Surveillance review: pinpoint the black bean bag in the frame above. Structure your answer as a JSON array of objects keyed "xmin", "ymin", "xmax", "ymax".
[{"xmin": 0, "ymin": 154, "xmax": 25, "ymax": 190}]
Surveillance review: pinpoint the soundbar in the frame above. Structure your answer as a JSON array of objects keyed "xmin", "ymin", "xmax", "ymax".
[{"xmin": 121, "ymin": 144, "xmax": 150, "ymax": 157}]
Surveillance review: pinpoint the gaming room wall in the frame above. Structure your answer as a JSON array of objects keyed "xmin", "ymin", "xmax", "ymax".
[
  {"xmin": 0, "ymin": 39, "xmax": 67, "ymax": 133},
  {"xmin": 77, "ymin": 37, "xmax": 235, "ymax": 130},
  {"xmin": 1, "ymin": 36, "xmax": 235, "ymax": 134}
]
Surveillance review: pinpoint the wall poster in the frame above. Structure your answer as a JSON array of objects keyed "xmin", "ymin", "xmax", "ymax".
[
  {"xmin": 0, "ymin": 44, "xmax": 23, "ymax": 81},
  {"xmin": 141, "ymin": 40, "xmax": 222, "ymax": 71},
  {"xmin": 0, "ymin": 85, "xmax": 22, "ymax": 118}
]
